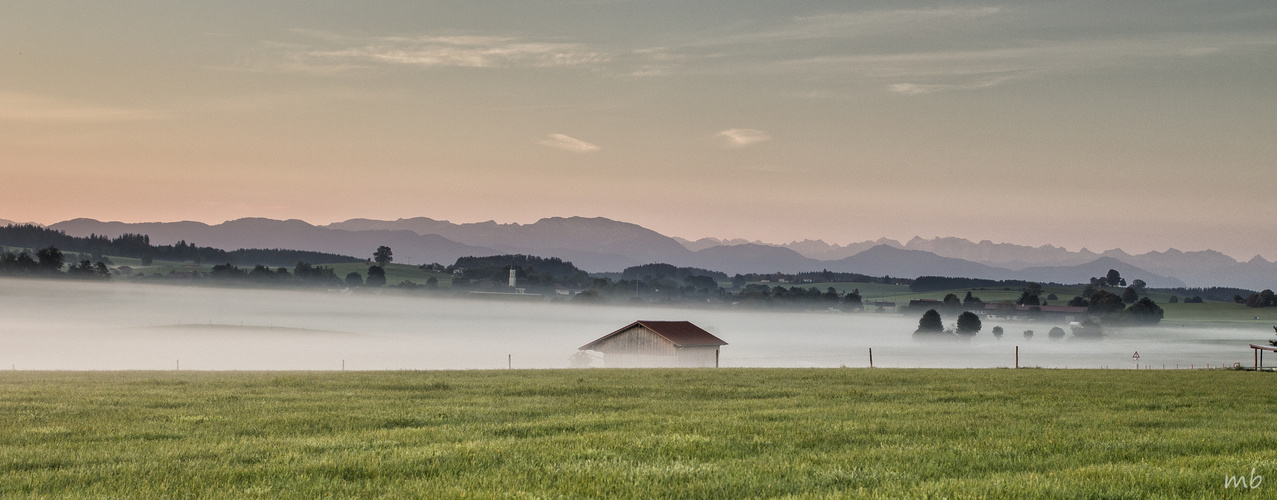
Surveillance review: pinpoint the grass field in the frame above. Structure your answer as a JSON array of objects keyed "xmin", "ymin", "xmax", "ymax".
[
  {"xmin": 323, "ymin": 262, "xmax": 453, "ymax": 287},
  {"xmin": 3, "ymin": 369, "xmax": 1274, "ymax": 498}
]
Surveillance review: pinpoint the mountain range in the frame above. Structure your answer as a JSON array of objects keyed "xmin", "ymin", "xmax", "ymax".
[{"xmin": 37, "ymin": 216, "xmax": 1277, "ymax": 290}]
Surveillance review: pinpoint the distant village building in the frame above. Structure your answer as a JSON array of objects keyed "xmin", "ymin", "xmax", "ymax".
[
  {"xmin": 579, "ymin": 320, "xmax": 727, "ymax": 368},
  {"xmin": 980, "ymin": 303, "xmax": 1089, "ymax": 323},
  {"xmin": 870, "ymin": 301, "xmax": 897, "ymax": 312}
]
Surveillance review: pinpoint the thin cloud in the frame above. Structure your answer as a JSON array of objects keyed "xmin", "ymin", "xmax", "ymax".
[
  {"xmin": 539, "ymin": 134, "xmax": 600, "ymax": 153},
  {"xmin": 887, "ymin": 76, "xmax": 1015, "ymax": 95},
  {"xmin": 628, "ymin": 6, "xmax": 1277, "ymax": 95},
  {"xmin": 0, "ymin": 92, "xmax": 164, "ymax": 122},
  {"xmin": 736, "ymin": 164, "xmax": 811, "ymax": 175},
  {"xmin": 294, "ymin": 32, "xmax": 609, "ymax": 71},
  {"xmin": 779, "ymin": 33, "xmax": 1277, "ymax": 95},
  {"xmin": 717, "ymin": 129, "xmax": 772, "ymax": 148},
  {"xmin": 712, "ymin": 8, "xmax": 1002, "ymax": 46}
]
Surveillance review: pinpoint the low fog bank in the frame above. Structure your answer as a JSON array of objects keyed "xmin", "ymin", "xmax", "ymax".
[{"xmin": 0, "ymin": 278, "xmax": 1265, "ymax": 370}]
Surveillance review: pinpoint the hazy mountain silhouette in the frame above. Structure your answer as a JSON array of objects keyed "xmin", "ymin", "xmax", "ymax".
[
  {"xmin": 825, "ymin": 246, "xmax": 1016, "ymax": 280},
  {"xmin": 49, "ymin": 218, "xmax": 493, "ymax": 266},
  {"xmin": 38, "ymin": 216, "xmax": 1270, "ymax": 288},
  {"xmin": 693, "ymin": 234, "xmax": 1253, "ymax": 288},
  {"xmin": 683, "ymin": 244, "xmax": 822, "ymax": 275},
  {"xmin": 1015, "ymin": 256, "xmax": 1185, "ymax": 288},
  {"xmin": 671, "ymin": 236, "xmax": 759, "ymax": 252},
  {"xmin": 899, "ymin": 237, "xmax": 1099, "ymax": 269},
  {"xmin": 327, "ymin": 216, "xmax": 693, "ymax": 272},
  {"xmin": 0, "ymin": 218, "xmax": 45, "ymax": 228}
]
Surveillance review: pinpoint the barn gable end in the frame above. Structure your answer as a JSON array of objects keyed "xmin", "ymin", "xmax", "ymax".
[
  {"xmin": 580, "ymin": 321, "xmax": 726, "ymax": 368},
  {"xmin": 587, "ymin": 325, "xmax": 678, "ymax": 357}
]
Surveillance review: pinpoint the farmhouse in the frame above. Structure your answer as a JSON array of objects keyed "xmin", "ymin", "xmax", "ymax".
[
  {"xmin": 979, "ymin": 303, "xmax": 1089, "ymax": 323},
  {"xmin": 579, "ymin": 320, "xmax": 727, "ymax": 368}
]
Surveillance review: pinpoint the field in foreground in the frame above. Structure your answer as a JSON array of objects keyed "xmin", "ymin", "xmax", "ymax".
[{"xmin": 2, "ymin": 370, "xmax": 1274, "ymax": 498}]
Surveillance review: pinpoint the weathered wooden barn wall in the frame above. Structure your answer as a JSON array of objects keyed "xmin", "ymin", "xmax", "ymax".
[
  {"xmin": 674, "ymin": 347, "xmax": 718, "ymax": 368},
  {"xmin": 593, "ymin": 326, "xmax": 677, "ymax": 356}
]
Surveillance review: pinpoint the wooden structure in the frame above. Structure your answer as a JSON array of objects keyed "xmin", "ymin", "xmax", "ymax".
[
  {"xmin": 580, "ymin": 321, "xmax": 727, "ymax": 368},
  {"xmin": 1249, "ymin": 344, "xmax": 1277, "ymax": 371}
]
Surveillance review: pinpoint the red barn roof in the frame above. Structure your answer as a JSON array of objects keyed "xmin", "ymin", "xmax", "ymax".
[{"xmin": 580, "ymin": 321, "xmax": 727, "ymax": 350}]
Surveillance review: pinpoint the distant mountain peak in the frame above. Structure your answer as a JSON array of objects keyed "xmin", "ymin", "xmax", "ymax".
[
  {"xmin": 28, "ymin": 214, "xmax": 1275, "ymax": 288},
  {"xmin": 0, "ymin": 218, "xmax": 44, "ymax": 227}
]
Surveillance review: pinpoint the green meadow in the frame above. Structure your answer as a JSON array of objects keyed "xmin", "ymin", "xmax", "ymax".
[{"xmin": 3, "ymin": 369, "xmax": 1273, "ymax": 498}]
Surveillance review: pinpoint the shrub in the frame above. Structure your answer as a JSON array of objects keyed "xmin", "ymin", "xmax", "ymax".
[
  {"xmin": 916, "ymin": 309, "xmax": 944, "ymax": 333},
  {"xmin": 1125, "ymin": 297, "xmax": 1164, "ymax": 325},
  {"xmin": 956, "ymin": 311, "xmax": 982, "ymax": 335}
]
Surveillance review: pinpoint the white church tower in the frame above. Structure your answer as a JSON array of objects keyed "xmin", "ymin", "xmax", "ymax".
[{"xmin": 509, "ymin": 267, "xmax": 517, "ymax": 288}]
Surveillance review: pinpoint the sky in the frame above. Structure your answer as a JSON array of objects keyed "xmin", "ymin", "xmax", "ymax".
[{"xmin": 2, "ymin": 1, "xmax": 1276, "ymax": 260}]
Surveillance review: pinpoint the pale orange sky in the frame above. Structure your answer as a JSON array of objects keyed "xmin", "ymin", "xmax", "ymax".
[{"xmin": 3, "ymin": 1, "xmax": 1275, "ymax": 260}]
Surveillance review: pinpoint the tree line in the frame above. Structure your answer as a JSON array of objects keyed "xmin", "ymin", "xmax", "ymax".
[
  {"xmin": 1, "ymin": 246, "xmax": 110, "ymax": 280},
  {"xmin": 0, "ymin": 224, "xmax": 362, "ymax": 268}
]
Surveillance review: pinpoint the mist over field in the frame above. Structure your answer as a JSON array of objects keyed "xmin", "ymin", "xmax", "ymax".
[{"xmin": 0, "ymin": 278, "xmax": 1262, "ymax": 371}]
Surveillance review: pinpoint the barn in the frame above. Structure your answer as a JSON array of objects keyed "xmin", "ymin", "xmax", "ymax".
[{"xmin": 579, "ymin": 320, "xmax": 727, "ymax": 368}]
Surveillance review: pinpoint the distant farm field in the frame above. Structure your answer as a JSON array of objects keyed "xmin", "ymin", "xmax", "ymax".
[{"xmin": 3, "ymin": 369, "xmax": 1273, "ymax": 498}]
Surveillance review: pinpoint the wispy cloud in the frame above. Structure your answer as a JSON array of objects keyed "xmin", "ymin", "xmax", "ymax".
[
  {"xmin": 539, "ymin": 133, "xmax": 600, "ymax": 153},
  {"xmin": 291, "ymin": 31, "xmax": 609, "ymax": 71},
  {"xmin": 707, "ymin": 8, "xmax": 1002, "ymax": 46},
  {"xmin": 629, "ymin": 6, "xmax": 1277, "ymax": 95},
  {"xmin": 717, "ymin": 129, "xmax": 771, "ymax": 148},
  {"xmin": 0, "ymin": 92, "xmax": 165, "ymax": 122},
  {"xmin": 887, "ymin": 76, "xmax": 1016, "ymax": 95}
]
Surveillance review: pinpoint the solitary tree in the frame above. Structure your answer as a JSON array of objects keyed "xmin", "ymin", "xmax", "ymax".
[
  {"xmin": 1106, "ymin": 269, "xmax": 1122, "ymax": 288},
  {"xmin": 1023, "ymin": 329, "xmax": 1034, "ymax": 340},
  {"xmin": 344, "ymin": 272, "xmax": 363, "ymax": 287},
  {"xmin": 1088, "ymin": 290, "xmax": 1126, "ymax": 315},
  {"xmin": 1125, "ymin": 297, "xmax": 1164, "ymax": 324},
  {"xmin": 365, "ymin": 265, "xmax": 386, "ymax": 287},
  {"xmin": 916, "ymin": 309, "xmax": 944, "ymax": 333},
  {"xmin": 844, "ymin": 288, "xmax": 863, "ymax": 309},
  {"xmin": 992, "ymin": 326, "xmax": 1004, "ymax": 339},
  {"xmin": 1121, "ymin": 286, "xmax": 1139, "ymax": 304},
  {"xmin": 36, "ymin": 246, "xmax": 64, "ymax": 272},
  {"xmin": 956, "ymin": 311, "xmax": 982, "ymax": 335},
  {"xmin": 373, "ymin": 246, "xmax": 393, "ymax": 268},
  {"xmin": 1016, "ymin": 289, "xmax": 1041, "ymax": 306},
  {"xmin": 1049, "ymin": 326, "xmax": 1066, "ymax": 340}
]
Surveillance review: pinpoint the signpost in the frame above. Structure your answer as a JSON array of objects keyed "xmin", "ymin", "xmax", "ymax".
[{"xmin": 1132, "ymin": 351, "xmax": 1140, "ymax": 369}]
